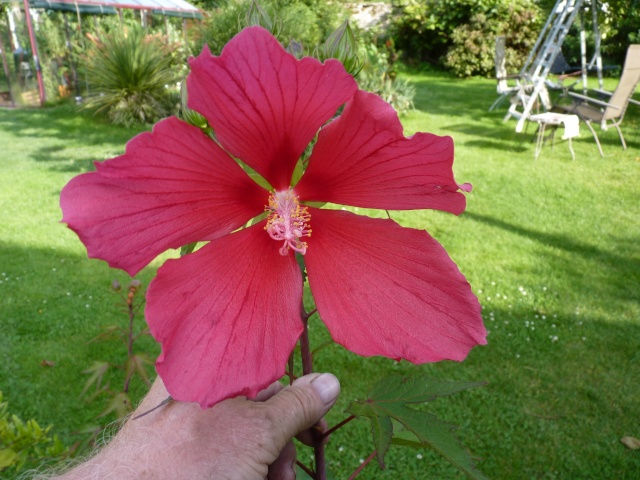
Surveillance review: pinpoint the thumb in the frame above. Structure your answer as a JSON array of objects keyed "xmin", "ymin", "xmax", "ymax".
[{"xmin": 262, "ymin": 373, "xmax": 340, "ymax": 448}]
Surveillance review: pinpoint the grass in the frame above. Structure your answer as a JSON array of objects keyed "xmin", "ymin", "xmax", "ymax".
[{"xmin": 1, "ymin": 72, "xmax": 639, "ymax": 479}]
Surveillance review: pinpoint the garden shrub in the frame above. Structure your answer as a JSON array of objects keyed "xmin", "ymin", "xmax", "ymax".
[
  {"xmin": 357, "ymin": 40, "xmax": 415, "ymax": 115},
  {"xmin": 390, "ymin": 0, "xmax": 495, "ymax": 65},
  {"xmin": 0, "ymin": 391, "xmax": 67, "ymax": 476},
  {"xmin": 194, "ymin": 0, "xmax": 347, "ymax": 56},
  {"xmin": 444, "ymin": 1, "xmax": 541, "ymax": 77},
  {"xmin": 82, "ymin": 25, "xmax": 182, "ymax": 127},
  {"xmin": 390, "ymin": 0, "xmax": 541, "ymax": 74}
]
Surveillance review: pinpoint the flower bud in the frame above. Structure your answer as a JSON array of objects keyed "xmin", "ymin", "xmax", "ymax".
[
  {"xmin": 317, "ymin": 21, "xmax": 362, "ymax": 76},
  {"xmin": 112, "ymin": 280, "xmax": 121, "ymax": 291},
  {"xmin": 245, "ymin": 0, "xmax": 271, "ymax": 30},
  {"xmin": 130, "ymin": 279, "xmax": 141, "ymax": 288},
  {"xmin": 244, "ymin": 1, "xmax": 281, "ymax": 37},
  {"xmin": 180, "ymin": 80, "xmax": 208, "ymax": 130},
  {"xmin": 286, "ymin": 39, "xmax": 304, "ymax": 59}
]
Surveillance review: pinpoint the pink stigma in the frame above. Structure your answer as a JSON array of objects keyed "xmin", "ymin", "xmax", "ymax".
[{"xmin": 265, "ymin": 190, "xmax": 311, "ymax": 256}]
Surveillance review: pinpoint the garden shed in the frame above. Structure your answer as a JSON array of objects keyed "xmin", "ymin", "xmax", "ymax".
[{"xmin": 0, "ymin": 0, "xmax": 202, "ymax": 106}]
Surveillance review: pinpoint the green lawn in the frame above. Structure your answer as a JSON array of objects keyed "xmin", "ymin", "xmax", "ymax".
[{"xmin": 1, "ymin": 72, "xmax": 639, "ymax": 479}]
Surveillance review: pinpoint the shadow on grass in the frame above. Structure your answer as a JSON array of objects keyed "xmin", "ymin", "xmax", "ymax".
[
  {"xmin": 408, "ymin": 73, "xmax": 640, "ymax": 154},
  {"xmin": 0, "ymin": 104, "xmax": 147, "ymax": 173},
  {"xmin": 464, "ymin": 210, "xmax": 640, "ymax": 306}
]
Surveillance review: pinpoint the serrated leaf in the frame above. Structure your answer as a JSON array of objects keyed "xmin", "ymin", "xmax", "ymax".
[
  {"xmin": 345, "ymin": 401, "xmax": 393, "ymax": 468},
  {"xmin": 394, "ymin": 406, "xmax": 487, "ymax": 480},
  {"xmin": 81, "ymin": 361, "xmax": 111, "ymax": 395},
  {"xmin": 370, "ymin": 411, "xmax": 393, "ymax": 468},
  {"xmin": 126, "ymin": 354, "xmax": 153, "ymax": 386},
  {"xmin": 369, "ymin": 376, "xmax": 486, "ymax": 405},
  {"xmin": 98, "ymin": 392, "xmax": 132, "ymax": 419},
  {"xmin": 346, "ymin": 375, "xmax": 486, "ymax": 479}
]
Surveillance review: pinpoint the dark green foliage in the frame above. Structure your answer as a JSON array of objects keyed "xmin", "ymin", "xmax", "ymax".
[
  {"xmin": 193, "ymin": 0, "xmax": 347, "ymax": 56},
  {"xmin": 0, "ymin": 392, "xmax": 67, "ymax": 475},
  {"xmin": 82, "ymin": 26, "xmax": 181, "ymax": 127},
  {"xmin": 444, "ymin": 1, "xmax": 541, "ymax": 77},
  {"xmin": 357, "ymin": 41, "xmax": 416, "ymax": 115},
  {"xmin": 390, "ymin": 0, "xmax": 541, "ymax": 75},
  {"xmin": 534, "ymin": 0, "xmax": 639, "ymax": 70},
  {"xmin": 390, "ymin": 0, "xmax": 496, "ymax": 65},
  {"xmin": 347, "ymin": 376, "xmax": 486, "ymax": 478}
]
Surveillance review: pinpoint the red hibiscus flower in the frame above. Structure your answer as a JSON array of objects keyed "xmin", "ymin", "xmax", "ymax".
[{"xmin": 60, "ymin": 27, "xmax": 485, "ymax": 408}]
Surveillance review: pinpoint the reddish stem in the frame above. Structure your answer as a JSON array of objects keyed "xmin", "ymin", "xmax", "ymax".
[
  {"xmin": 287, "ymin": 353, "xmax": 295, "ymax": 386},
  {"xmin": 322, "ymin": 415, "xmax": 356, "ymax": 440},
  {"xmin": 300, "ymin": 317, "xmax": 313, "ymax": 376},
  {"xmin": 299, "ymin": 302, "xmax": 327, "ymax": 479},
  {"xmin": 296, "ymin": 460, "xmax": 315, "ymax": 477},
  {"xmin": 347, "ymin": 451, "xmax": 377, "ymax": 480},
  {"xmin": 123, "ymin": 300, "xmax": 135, "ymax": 393}
]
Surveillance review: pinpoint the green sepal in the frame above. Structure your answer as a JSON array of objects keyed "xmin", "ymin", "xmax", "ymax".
[
  {"xmin": 180, "ymin": 242, "xmax": 198, "ymax": 256},
  {"xmin": 295, "ymin": 252, "xmax": 308, "ymax": 284},
  {"xmin": 248, "ymin": 171, "xmax": 272, "ymax": 191},
  {"xmin": 180, "ymin": 80, "xmax": 209, "ymax": 131},
  {"xmin": 304, "ymin": 201, "xmax": 327, "ymax": 209},
  {"xmin": 291, "ymin": 159, "xmax": 305, "ymax": 185}
]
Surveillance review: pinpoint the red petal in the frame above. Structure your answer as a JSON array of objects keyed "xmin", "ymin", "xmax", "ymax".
[
  {"xmin": 295, "ymin": 90, "xmax": 467, "ymax": 214},
  {"xmin": 60, "ymin": 117, "xmax": 267, "ymax": 276},
  {"xmin": 187, "ymin": 27, "xmax": 357, "ymax": 191},
  {"xmin": 305, "ymin": 208, "xmax": 485, "ymax": 363},
  {"xmin": 146, "ymin": 222, "xmax": 303, "ymax": 408}
]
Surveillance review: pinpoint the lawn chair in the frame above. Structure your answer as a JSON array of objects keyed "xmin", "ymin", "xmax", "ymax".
[
  {"xmin": 489, "ymin": 36, "xmax": 525, "ymax": 112},
  {"xmin": 557, "ymin": 44, "xmax": 640, "ymax": 156}
]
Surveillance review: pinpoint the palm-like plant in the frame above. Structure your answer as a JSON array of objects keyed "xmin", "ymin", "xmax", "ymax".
[{"xmin": 83, "ymin": 26, "xmax": 180, "ymax": 127}]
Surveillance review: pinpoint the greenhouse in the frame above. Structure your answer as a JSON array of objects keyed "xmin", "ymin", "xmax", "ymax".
[{"xmin": 0, "ymin": 0, "xmax": 201, "ymax": 106}]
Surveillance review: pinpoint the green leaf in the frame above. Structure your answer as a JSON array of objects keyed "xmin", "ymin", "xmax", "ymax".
[
  {"xmin": 346, "ymin": 375, "xmax": 486, "ymax": 479},
  {"xmin": 98, "ymin": 392, "xmax": 132, "ymax": 419},
  {"xmin": 81, "ymin": 361, "xmax": 111, "ymax": 395},
  {"xmin": 0, "ymin": 448, "xmax": 18, "ymax": 469},
  {"xmin": 126, "ymin": 354, "xmax": 153, "ymax": 387}
]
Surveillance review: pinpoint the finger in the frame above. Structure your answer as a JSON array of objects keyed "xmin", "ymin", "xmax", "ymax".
[
  {"xmin": 253, "ymin": 380, "xmax": 285, "ymax": 402},
  {"xmin": 267, "ymin": 441, "xmax": 296, "ymax": 480},
  {"xmin": 263, "ymin": 373, "xmax": 340, "ymax": 450},
  {"xmin": 296, "ymin": 418, "xmax": 328, "ymax": 447}
]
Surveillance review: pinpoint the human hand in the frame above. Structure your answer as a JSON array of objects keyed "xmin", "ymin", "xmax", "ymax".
[{"xmin": 59, "ymin": 373, "xmax": 340, "ymax": 479}]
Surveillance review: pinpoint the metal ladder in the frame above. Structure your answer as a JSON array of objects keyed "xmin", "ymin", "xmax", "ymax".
[{"xmin": 514, "ymin": 0, "xmax": 585, "ymax": 132}]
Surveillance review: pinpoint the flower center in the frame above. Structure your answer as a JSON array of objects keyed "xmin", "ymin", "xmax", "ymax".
[{"xmin": 265, "ymin": 189, "xmax": 311, "ymax": 256}]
